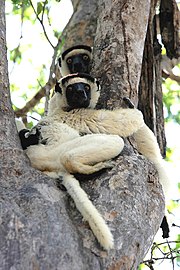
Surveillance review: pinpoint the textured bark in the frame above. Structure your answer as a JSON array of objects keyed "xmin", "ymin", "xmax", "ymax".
[
  {"xmin": 92, "ymin": 0, "xmax": 150, "ymax": 109},
  {"xmin": 159, "ymin": 0, "xmax": 180, "ymax": 59},
  {"xmin": 0, "ymin": 1, "xmax": 166, "ymax": 270},
  {"xmin": 138, "ymin": 0, "xmax": 180, "ymax": 157},
  {"xmin": 89, "ymin": 1, "xmax": 165, "ymax": 269},
  {"xmin": 138, "ymin": 0, "xmax": 167, "ymax": 157},
  {"xmin": 62, "ymin": 0, "xmax": 98, "ymax": 50}
]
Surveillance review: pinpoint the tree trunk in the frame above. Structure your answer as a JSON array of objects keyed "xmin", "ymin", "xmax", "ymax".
[
  {"xmin": 138, "ymin": 0, "xmax": 166, "ymax": 157},
  {"xmin": 62, "ymin": 0, "xmax": 98, "ymax": 49},
  {"xmin": 0, "ymin": 1, "xmax": 165, "ymax": 270}
]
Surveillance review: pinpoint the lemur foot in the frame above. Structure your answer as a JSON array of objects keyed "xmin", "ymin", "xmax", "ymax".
[
  {"xmin": 94, "ymin": 160, "xmax": 115, "ymax": 170},
  {"xmin": 19, "ymin": 127, "xmax": 41, "ymax": 150}
]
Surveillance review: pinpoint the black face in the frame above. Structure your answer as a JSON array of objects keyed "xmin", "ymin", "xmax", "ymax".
[
  {"xmin": 66, "ymin": 82, "xmax": 91, "ymax": 109},
  {"xmin": 66, "ymin": 54, "xmax": 90, "ymax": 74}
]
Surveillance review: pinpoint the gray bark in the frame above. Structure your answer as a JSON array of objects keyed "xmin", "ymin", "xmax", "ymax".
[
  {"xmin": 62, "ymin": 0, "xmax": 98, "ymax": 50},
  {"xmin": 92, "ymin": 0, "xmax": 150, "ymax": 109},
  {"xmin": 0, "ymin": 1, "xmax": 165, "ymax": 270}
]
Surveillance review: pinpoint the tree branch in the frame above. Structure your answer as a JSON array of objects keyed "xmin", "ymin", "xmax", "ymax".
[
  {"xmin": 162, "ymin": 70, "xmax": 180, "ymax": 84},
  {"xmin": 15, "ymin": 35, "xmax": 62, "ymax": 118},
  {"xmin": 140, "ymin": 240, "xmax": 180, "ymax": 269},
  {"xmin": 29, "ymin": 0, "xmax": 55, "ymax": 49}
]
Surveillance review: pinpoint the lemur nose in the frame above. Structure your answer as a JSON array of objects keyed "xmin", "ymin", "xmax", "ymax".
[
  {"xmin": 76, "ymin": 89, "xmax": 88, "ymax": 100},
  {"xmin": 73, "ymin": 63, "xmax": 82, "ymax": 72}
]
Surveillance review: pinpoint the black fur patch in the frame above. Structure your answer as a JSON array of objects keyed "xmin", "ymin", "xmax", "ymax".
[
  {"xmin": 55, "ymin": 82, "xmax": 62, "ymax": 93},
  {"xmin": 61, "ymin": 73, "xmax": 95, "ymax": 85},
  {"xmin": 19, "ymin": 128, "xmax": 40, "ymax": 150},
  {"xmin": 58, "ymin": 57, "xmax": 61, "ymax": 67},
  {"xmin": 61, "ymin": 45, "xmax": 92, "ymax": 60}
]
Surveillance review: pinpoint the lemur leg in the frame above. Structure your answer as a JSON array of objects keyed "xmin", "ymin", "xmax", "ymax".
[
  {"xmin": 61, "ymin": 134, "xmax": 124, "ymax": 174},
  {"xmin": 25, "ymin": 144, "xmax": 63, "ymax": 173},
  {"xmin": 26, "ymin": 134, "xmax": 124, "ymax": 176}
]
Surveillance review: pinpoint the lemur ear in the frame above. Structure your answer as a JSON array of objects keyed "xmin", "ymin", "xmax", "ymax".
[
  {"xmin": 55, "ymin": 82, "xmax": 62, "ymax": 94},
  {"xmin": 58, "ymin": 57, "xmax": 61, "ymax": 67},
  {"xmin": 95, "ymin": 80, "xmax": 100, "ymax": 91}
]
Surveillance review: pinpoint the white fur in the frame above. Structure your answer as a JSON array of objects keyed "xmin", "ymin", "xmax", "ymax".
[
  {"xmin": 60, "ymin": 49, "xmax": 92, "ymax": 77},
  {"xmin": 48, "ymin": 77, "xmax": 100, "ymax": 113},
  {"xmin": 47, "ymin": 84, "xmax": 171, "ymax": 200},
  {"xmin": 25, "ymin": 119, "xmax": 124, "ymax": 250},
  {"xmin": 48, "ymin": 107, "xmax": 144, "ymax": 137}
]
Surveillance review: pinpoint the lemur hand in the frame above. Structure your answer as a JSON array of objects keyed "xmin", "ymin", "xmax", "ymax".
[{"xmin": 19, "ymin": 128, "xmax": 41, "ymax": 150}]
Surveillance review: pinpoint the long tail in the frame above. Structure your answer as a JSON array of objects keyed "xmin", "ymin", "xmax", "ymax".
[
  {"xmin": 134, "ymin": 125, "xmax": 171, "ymax": 199},
  {"xmin": 62, "ymin": 173, "xmax": 114, "ymax": 250}
]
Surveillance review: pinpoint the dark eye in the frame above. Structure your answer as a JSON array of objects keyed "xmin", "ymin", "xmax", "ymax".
[
  {"xmin": 66, "ymin": 58, "xmax": 72, "ymax": 64},
  {"xmin": 84, "ymin": 84, "xmax": 90, "ymax": 91},
  {"xmin": 83, "ymin": 54, "xmax": 89, "ymax": 61}
]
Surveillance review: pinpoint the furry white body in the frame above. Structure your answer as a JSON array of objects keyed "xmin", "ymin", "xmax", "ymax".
[
  {"xmin": 48, "ymin": 88, "xmax": 170, "ymax": 198},
  {"xmin": 25, "ymin": 120, "xmax": 124, "ymax": 250}
]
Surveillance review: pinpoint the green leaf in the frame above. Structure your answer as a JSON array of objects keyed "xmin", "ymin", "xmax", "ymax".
[
  {"xmin": 37, "ymin": 2, "xmax": 43, "ymax": 15},
  {"xmin": 10, "ymin": 47, "xmax": 22, "ymax": 64}
]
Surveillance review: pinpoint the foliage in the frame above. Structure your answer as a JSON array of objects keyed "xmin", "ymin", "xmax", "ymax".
[
  {"xmin": 6, "ymin": 0, "xmax": 67, "ymax": 122},
  {"xmin": 138, "ymin": 240, "xmax": 180, "ymax": 270},
  {"xmin": 163, "ymin": 76, "xmax": 180, "ymax": 125}
]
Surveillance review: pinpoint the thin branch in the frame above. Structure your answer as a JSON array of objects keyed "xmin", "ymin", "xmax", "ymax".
[
  {"xmin": 29, "ymin": 0, "xmax": 55, "ymax": 49},
  {"xmin": 14, "ymin": 3, "xmax": 75, "ymax": 117},
  {"xmin": 15, "ymin": 77, "xmax": 55, "ymax": 117},
  {"xmin": 172, "ymin": 224, "xmax": 180, "ymax": 228},
  {"xmin": 162, "ymin": 70, "xmax": 180, "ymax": 84},
  {"xmin": 15, "ymin": 87, "xmax": 45, "ymax": 117},
  {"xmin": 15, "ymin": 33, "xmax": 62, "ymax": 118},
  {"xmin": 140, "ymin": 240, "xmax": 180, "ymax": 269},
  {"xmin": 14, "ymin": 0, "xmax": 75, "ymax": 116},
  {"xmin": 44, "ymin": 40, "xmax": 62, "ymax": 115}
]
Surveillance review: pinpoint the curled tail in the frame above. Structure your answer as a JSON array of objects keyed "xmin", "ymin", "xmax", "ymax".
[{"xmin": 62, "ymin": 173, "xmax": 114, "ymax": 250}]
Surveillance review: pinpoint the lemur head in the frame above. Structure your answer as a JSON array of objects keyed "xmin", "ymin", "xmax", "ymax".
[
  {"xmin": 54, "ymin": 73, "xmax": 100, "ymax": 111},
  {"xmin": 58, "ymin": 45, "xmax": 92, "ymax": 76}
]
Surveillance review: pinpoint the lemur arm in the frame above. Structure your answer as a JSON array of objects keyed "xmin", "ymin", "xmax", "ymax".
[{"xmin": 48, "ymin": 107, "xmax": 144, "ymax": 138}]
